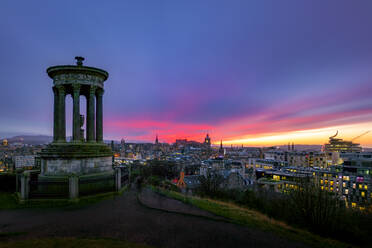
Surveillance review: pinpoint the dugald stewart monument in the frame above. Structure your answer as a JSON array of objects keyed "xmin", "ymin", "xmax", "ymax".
[
  {"xmin": 40, "ymin": 57, "xmax": 112, "ymax": 175},
  {"xmin": 19, "ymin": 57, "xmax": 119, "ymax": 200}
]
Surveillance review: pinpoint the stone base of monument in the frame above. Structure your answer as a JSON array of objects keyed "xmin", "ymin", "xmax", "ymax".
[
  {"xmin": 39, "ymin": 143, "xmax": 113, "ymax": 176},
  {"xmin": 18, "ymin": 143, "xmax": 124, "ymax": 201}
]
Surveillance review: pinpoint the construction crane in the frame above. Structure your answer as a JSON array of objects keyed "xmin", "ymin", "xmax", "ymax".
[{"xmin": 351, "ymin": 131, "xmax": 370, "ymax": 142}]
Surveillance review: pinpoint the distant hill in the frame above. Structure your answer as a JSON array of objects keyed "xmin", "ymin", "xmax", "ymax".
[{"xmin": 5, "ymin": 135, "xmax": 53, "ymax": 145}]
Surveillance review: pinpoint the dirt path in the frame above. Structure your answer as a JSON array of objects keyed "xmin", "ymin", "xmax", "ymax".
[
  {"xmin": 0, "ymin": 188, "xmax": 309, "ymax": 248},
  {"xmin": 138, "ymin": 188, "xmax": 227, "ymax": 220}
]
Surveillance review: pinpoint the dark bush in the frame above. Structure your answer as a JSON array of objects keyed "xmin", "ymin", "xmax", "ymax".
[
  {"xmin": 0, "ymin": 174, "xmax": 16, "ymax": 192},
  {"xmin": 195, "ymin": 178, "xmax": 372, "ymax": 247}
]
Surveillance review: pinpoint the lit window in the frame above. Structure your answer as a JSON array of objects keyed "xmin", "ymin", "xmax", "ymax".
[
  {"xmin": 353, "ymin": 184, "xmax": 356, "ymax": 189},
  {"xmin": 321, "ymin": 186, "xmax": 324, "ymax": 190},
  {"xmin": 359, "ymin": 184, "xmax": 362, "ymax": 189},
  {"xmin": 361, "ymin": 192, "xmax": 365, "ymax": 197},
  {"xmin": 330, "ymin": 187, "xmax": 333, "ymax": 191},
  {"xmin": 345, "ymin": 189, "xmax": 348, "ymax": 194},
  {"xmin": 330, "ymin": 181, "xmax": 334, "ymax": 186},
  {"xmin": 320, "ymin": 180, "xmax": 323, "ymax": 185},
  {"xmin": 364, "ymin": 185, "xmax": 368, "ymax": 190},
  {"xmin": 351, "ymin": 202, "xmax": 357, "ymax": 208},
  {"xmin": 343, "ymin": 182, "xmax": 346, "ymax": 187}
]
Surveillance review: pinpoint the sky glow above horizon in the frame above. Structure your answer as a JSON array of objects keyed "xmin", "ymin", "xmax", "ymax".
[{"xmin": 1, "ymin": 1, "xmax": 372, "ymax": 146}]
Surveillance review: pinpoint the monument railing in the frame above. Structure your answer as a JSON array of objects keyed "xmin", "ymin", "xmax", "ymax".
[
  {"xmin": 119, "ymin": 167, "xmax": 129, "ymax": 185},
  {"xmin": 28, "ymin": 172, "xmax": 69, "ymax": 199},
  {"xmin": 79, "ymin": 173, "xmax": 116, "ymax": 197}
]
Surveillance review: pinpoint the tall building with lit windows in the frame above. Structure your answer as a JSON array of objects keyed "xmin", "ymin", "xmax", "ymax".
[{"xmin": 204, "ymin": 133, "xmax": 211, "ymax": 147}]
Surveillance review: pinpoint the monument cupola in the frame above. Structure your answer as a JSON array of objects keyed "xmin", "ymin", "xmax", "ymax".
[{"xmin": 47, "ymin": 56, "xmax": 108, "ymax": 143}]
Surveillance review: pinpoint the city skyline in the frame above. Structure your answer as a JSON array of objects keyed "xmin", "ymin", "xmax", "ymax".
[{"xmin": 1, "ymin": 1, "xmax": 372, "ymax": 146}]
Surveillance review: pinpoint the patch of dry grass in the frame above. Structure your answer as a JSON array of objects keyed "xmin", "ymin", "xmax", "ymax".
[{"xmin": 153, "ymin": 187, "xmax": 355, "ymax": 248}]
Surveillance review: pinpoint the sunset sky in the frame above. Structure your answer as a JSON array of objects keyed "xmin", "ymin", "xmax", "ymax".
[{"xmin": 1, "ymin": 1, "xmax": 372, "ymax": 146}]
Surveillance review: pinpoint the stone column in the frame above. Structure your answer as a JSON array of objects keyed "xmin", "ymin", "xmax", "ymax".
[
  {"xmin": 20, "ymin": 173, "xmax": 30, "ymax": 201},
  {"xmin": 69, "ymin": 175, "xmax": 79, "ymax": 200},
  {"xmin": 87, "ymin": 86, "xmax": 96, "ymax": 142},
  {"xmin": 72, "ymin": 84, "xmax": 81, "ymax": 142},
  {"xmin": 57, "ymin": 85, "xmax": 66, "ymax": 142},
  {"xmin": 115, "ymin": 167, "xmax": 122, "ymax": 191},
  {"xmin": 53, "ymin": 87, "xmax": 59, "ymax": 142},
  {"xmin": 96, "ymin": 89, "xmax": 104, "ymax": 143}
]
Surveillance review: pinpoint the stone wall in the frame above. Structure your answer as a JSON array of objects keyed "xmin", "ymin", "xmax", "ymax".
[{"xmin": 41, "ymin": 156, "xmax": 112, "ymax": 176}]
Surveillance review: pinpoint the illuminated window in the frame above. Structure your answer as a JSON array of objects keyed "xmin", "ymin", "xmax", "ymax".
[
  {"xmin": 320, "ymin": 180, "xmax": 323, "ymax": 185},
  {"xmin": 321, "ymin": 186, "xmax": 324, "ymax": 190},
  {"xmin": 351, "ymin": 202, "xmax": 357, "ymax": 208},
  {"xmin": 361, "ymin": 192, "xmax": 365, "ymax": 197},
  {"xmin": 330, "ymin": 181, "xmax": 334, "ymax": 186},
  {"xmin": 342, "ymin": 182, "xmax": 346, "ymax": 187},
  {"xmin": 345, "ymin": 189, "xmax": 348, "ymax": 194},
  {"xmin": 359, "ymin": 184, "xmax": 362, "ymax": 189},
  {"xmin": 353, "ymin": 183, "xmax": 356, "ymax": 189},
  {"xmin": 364, "ymin": 185, "xmax": 368, "ymax": 190},
  {"xmin": 330, "ymin": 187, "xmax": 333, "ymax": 191}
]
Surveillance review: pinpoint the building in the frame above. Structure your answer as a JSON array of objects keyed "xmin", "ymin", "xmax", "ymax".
[
  {"xmin": 14, "ymin": 155, "xmax": 35, "ymax": 169},
  {"xmin": 264, "ymin": 150, "xmax": 329, "ymax": 168},
  {"xmin": 324, "ymin": 131, "xmax": 362, "ymax": 153},
  {"xmin": 204, "ymin": 133, "xmax": 211, "ymax": 147}
]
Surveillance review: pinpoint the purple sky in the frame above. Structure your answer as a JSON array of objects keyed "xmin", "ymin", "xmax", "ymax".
[{"xmin": 1, "ymin": 1, "xmax": 372, "ymax": 145}]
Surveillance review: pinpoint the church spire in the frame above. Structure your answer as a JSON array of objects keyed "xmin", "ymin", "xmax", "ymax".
[
  {"xmin": 219, "ymin": 139, "xmax": 224, "ymax": 156},
  {"xmin": 155, "ymin": 134, "xmax": 159, "ymax": 145}
]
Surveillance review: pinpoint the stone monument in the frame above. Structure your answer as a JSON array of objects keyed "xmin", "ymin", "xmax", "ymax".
[{"xmin": 39, "ymin": 57, "xmax": 113, "ymax": 179}]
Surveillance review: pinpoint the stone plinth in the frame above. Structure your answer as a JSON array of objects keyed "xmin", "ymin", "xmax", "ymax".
[
  {"xmin": 42, "ymin": 156, "xmax": 112, "ymax": 176},
  {"xmin": 39, "ymin": 143, "xmax": 113, "ymax": 176}
]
